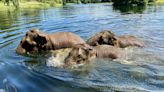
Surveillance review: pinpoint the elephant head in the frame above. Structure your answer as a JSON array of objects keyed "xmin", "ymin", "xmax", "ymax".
[
  {"xmin": 64, "ymin": 44, "xmax": 96, "ymax": 67},
  {"xmin": 16, "ymin": 29, "xmax": 49, "ymax": 54},
  {"xmin": 87, "ymin": 30, "xmax": 119, "ymax": 47}
]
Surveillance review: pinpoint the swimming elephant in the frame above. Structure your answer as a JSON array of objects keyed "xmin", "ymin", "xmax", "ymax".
[
  {"xmin": 117, "ymin": 35, "xmax": 144, "ymax": 48},
  {"xmin": 87, "ymin": 30, "xmax": 119, "ymax": 46},
  {"xmin": 16, "ymin": 29, "xmax": 85, "ymax": 55},
  {"xmin": 64, "ymin": 44, "xmax": 123, "ymax": 66},
  {"xmin": 87, "ymin": 30, "xmax": 144, "ymax": 48}
]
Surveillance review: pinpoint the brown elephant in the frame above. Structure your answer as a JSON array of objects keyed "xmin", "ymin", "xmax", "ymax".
[
  {"xmin": 16, "ymin": 29, "xmax": 85, "ymax": 55},
  {"xmin": 87, "ymin": 30, "xmax": 119, "ymax": 46},
  {"xmin": 117, "ymin": 35, "xmax": 144, "ymax": 48},
  {"xmin": 87, "ymin": 30, "xmax": 144, "ymax": 48},
  {"xmin": 64, "ymin": 44, "xmax": 123, "ymax": 66}
]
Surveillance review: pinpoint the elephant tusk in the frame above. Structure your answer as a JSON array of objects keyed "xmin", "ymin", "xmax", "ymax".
[
  {"xmin": 25, "ymin": 37, "xmax": 31, "ymax": 42},
  {"xmin": 25, "ymin": 37, "xmax": 36, "ymax": 45},
  {"xmin": 31, "ymin": 41, "xmax": 37, "ymax": 45}
]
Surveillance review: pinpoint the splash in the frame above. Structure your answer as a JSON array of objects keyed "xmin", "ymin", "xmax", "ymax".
[{"xmin": 46, "ymin": 48, "xmax": 72, "ymax": 67}]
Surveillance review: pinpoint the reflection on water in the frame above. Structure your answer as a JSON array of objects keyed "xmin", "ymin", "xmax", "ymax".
[
  {"xmin": 0, "ymin": 3, "xmax": 164, "ymax": 92},
  {"xmin": 113, "ymin": 5, "xmax": 147, "ymax": 14}
]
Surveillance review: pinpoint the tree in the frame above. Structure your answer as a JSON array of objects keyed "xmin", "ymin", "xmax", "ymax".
[
  {"xmin": 3, "ymin": 0, "xmax": 10, "ymax": 6},
  {"xmin": 12, "ymin": 0, "xmax": 19, "ymax": 8},
  {"xmin": 112, "ymin": 0, "xmax": 148, "ymax": 6},
  {"xmin": 2, "ymin": 0, "xmax": 19, "ymax": 8}
]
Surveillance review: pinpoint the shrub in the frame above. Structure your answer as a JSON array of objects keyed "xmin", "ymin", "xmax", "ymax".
[
  {"xmin": 148, "ymin": 0, "xmax": 157, "ymax": 2},
  {"xmin": 112, "ymin": 0, "xmax": 149, "ymax": 6},
  {"xmin": 113, "ymin": 5, "xmax": 147, "ymax": 14}
]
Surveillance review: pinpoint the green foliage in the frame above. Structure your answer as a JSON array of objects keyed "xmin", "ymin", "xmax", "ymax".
[
  {"xmin": 12, "ymin": 0, "xmax": 19, "ymax": 8},
  {"xmin": 113, "ymin": 4, "xmax": 147, "ymax": 14},
  {"xmin": 148, "ymin": 0, "xmax": 157, "ymax": 2},
  {"xmin": 64, "ymin": 0, "xmax": 81, "ymax": 4},
  {"xmin": 2, "ymin": 0, "xmax": 19, "ymax": 8},
  {"xmin": 80, "ymin": 0, "xmax": 101, "ymax": 3},
  {"xmin": 43, "ymin": 0, "xmax": 63, "ymax": 6},
  {"xmin": 23, "ymin": 0, "xmax": 104, "ymax": 5},
  {"xmin": 1, "ymin": 0, "xmax": 158, "ymax": 9},
  {"xmin": 112, "ymin": 0, "xmax": 149, "ymax": 6},
  {"xmin": 101, "ymin": 0, "xmax": 111, "ymax": 2}
]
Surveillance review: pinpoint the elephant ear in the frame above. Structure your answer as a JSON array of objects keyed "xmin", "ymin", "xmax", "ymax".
[
  {"xmin": 35, "ymin": 33, "xmax": 48, "ymax": 45},
  {"xmin": 97, "ymin": 35, "xmax": 104, "ymax": 45},
  {"xmin": 112, "ymin": 36, "xmax": 120, "ymax": 47},
  {"xmin": 27, "ymin": 29, "xmax": 48, "ymax": 45}
]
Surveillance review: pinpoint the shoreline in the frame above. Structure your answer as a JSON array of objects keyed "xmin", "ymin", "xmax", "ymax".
[
  {"xmin": 0, "ymin": 1, "xmax": 63, "ymax": 10},
  {"xmin": 0, "ymin": 0, "xmax": 164, "ymax": 11},
  {"xmin": 156, "ymin": 0, "xmax": 164, "ymax": 4}
]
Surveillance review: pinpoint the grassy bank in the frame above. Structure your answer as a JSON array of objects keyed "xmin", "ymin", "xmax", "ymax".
[
  {"xmin": 0, "ymin": 1, "xmax": 62, "ymax": 10},
  {"xmin": 0, "ymin": 0, "xmax": 164, "ymax": 11},
  {"xmin": 156, "ymin": 0, "xmax": 164, "ymax": 4}
]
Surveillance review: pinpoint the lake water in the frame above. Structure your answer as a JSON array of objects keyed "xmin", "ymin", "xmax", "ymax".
[{"xmin": 0, "ymin": 3, "xmax": 164, "ymax": 92}]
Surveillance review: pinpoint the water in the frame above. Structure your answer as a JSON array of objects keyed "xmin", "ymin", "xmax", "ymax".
[{"xmin": 0, "ymin": 3, "xmax": 164, "ymax": 92}]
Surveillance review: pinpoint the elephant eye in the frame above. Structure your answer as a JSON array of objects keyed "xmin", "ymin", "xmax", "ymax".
[
  {"xmin": 88, "ymin": 48, "xmax": 92, "ymax": 51},
  {"xmin": 78, "ymin": 55, "xmax": 81, "ymax": 58},
  {"xmin": 31, "ymin": 30, "xmax": 34, "ymax": 32},
  {"xmin": 21, "ymin": 40, "xmax": 23, "ymax": 43},
  {"xmin": 77, "ymin": 60, "xmax": 81, "ymax": 64}
]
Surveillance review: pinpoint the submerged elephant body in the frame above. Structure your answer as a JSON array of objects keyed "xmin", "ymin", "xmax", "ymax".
[
  {"xmin": 117, "ymin": 35, "xmax": 144, "ymax": 48},
  {"xmin": 16, "ymin": 29, "xmax": 85, "ymax": 54},
  {"xmin": 64, "ymin": 44, "xmax": 123, "ymax": 66},
  {"xmin": 94, "ymin": 45, "xmax": 123, "ymax": 59},
  {"xmin": 87, "ymin": 30, "xmax": 144, "ymax": 48}
]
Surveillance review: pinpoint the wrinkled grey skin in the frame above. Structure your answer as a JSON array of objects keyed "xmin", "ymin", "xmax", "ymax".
[
  {"xmin": 87, "ymin": 30, "xmax": 144, "ymax": 48},
  {"xmin": 16, "ymin": 29, "xmax": 85, "ymax": 55},
  {"xmin": 64, "ymin": 44, "xmax": 123, "ymax": 67}
]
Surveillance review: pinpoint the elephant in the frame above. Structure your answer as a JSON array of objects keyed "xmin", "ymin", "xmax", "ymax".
[
  {"xmin": 87, "ymin": 30, "xmax": 119, "ymax": 46},
  {"xmin": 64, "ymin": 44, "xmax": 123, "ymax": 67},
  {"xmin": 87, "ymin": 30, "xmax": 144, "ymax": 48},
  {"xmin": 16, "ymin": 29, "xmax": 85, "ymax": 55},
  {"xmin": 117, "ymin": 35, "xmax": 144, "ymax": 48}
]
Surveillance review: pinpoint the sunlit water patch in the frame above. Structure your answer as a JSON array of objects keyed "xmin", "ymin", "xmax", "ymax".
[{"xmin": 0, "ymin": 3, "xmax": 164, "ymax": 92}]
